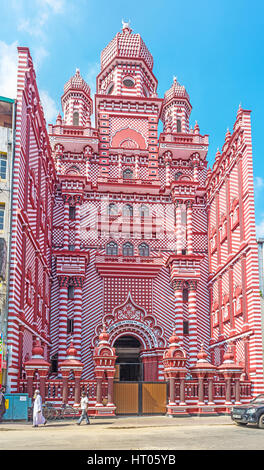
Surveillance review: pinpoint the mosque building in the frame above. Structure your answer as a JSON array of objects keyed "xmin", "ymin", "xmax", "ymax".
[{"xmin": 6, "ymin": 22, "xmax": 263, "ymax": 415}]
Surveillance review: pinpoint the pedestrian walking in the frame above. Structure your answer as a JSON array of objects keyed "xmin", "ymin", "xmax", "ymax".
[
  {"xmin": 0, "ymin": 386, "xmax": 6, "ymax": 422},
  {"xmin": 77, "ymin": 391, "xmax": 90, "ymax": 425},
  {"xmin": 33, "ymin": 389, "xmax": 47, "ymax": 427}
]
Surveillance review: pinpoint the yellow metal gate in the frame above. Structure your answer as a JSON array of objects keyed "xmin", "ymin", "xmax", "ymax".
[
  {"xmin": 114, "ymin": 382, "xmax": 167, "ymax": 415},
  {"xmin": 142, "ymin": 382, "xmax": 167, "ymax": 414}
]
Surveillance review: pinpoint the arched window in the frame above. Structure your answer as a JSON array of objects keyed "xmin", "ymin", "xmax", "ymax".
[
  {"xmin": 73, "ymin": 112, "xmax": 79, "ymax": 126},
  {"xmin": 66, "ymin": 165, "xmax": 81, "ymax": 175},
  {"xmin": 174, "ymin": 172, "xmax": 183, "ymax": 181},
  {"xmin": 107, "ymin": 83, "xmax": 114, "ymax": 95},
  {"xmin": 140, "ymin": 204, "xmax": 149, "ymax": 217},
  {"xmin": 138, "ymin": 242, "xmax": 149, "ymax": 257},
  {"xmin": 108, "ymin": 203, "xmax": 118, "ymax": 216},
  {"xmin": 123, "ymin": 242, "xmax": 134, "ymax": 256},
  {"xmin": 122, "ymin": 204, "xmax": 133, "ymax": 217},
  {"xmin": 177, "ymin": 119, "xmax": 181, "ymax": 133},
  {"xmin": 106, "ymin": 241, "xmax": 118, "ymax": 256},
  {"xmin": 123, "ymin": 168, "xmax": 133, "ymax": 179}
]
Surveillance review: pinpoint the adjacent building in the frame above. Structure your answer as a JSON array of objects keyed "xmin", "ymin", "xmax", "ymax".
[{"xmin": 0, "ymin": 96, "xmax": 15, "ymax": 385}]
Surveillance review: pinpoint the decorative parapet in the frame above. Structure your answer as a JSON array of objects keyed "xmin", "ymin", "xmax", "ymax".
[
  {"xmin": 166, "ymin": 253, "xmax": 203, "ymax": 288},
  {"xmin": 95, "ymin": 254, "xmax": 163, "ymax": 277},
  {"xmin": 54, "ymin": 250, "xmax": 89, "ymax": 285}
]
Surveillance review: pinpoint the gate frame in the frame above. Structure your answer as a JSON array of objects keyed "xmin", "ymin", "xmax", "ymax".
[{"xmin": 114, "ymin": 380, "xmax": 168, "ymax": 416}]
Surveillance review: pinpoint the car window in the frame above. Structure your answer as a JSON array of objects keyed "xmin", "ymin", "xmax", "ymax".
[{"xmin": 251, "ymin": 397, "xmax": 264, "ymax": 404}]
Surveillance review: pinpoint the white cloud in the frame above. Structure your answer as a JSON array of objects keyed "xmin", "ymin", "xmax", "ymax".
[
  {"xmin": 32, "ymin": 46, "xmax": 49, "ymax": 72},
  {"xmin": 256, "ymin": 217, "xmax": 264, "ymax": 239},
  {"xmin": 39, "ymin": 0, "xmax": 65, "ymax": 13},
  {"xmin": 39, "ymin": 90, "xmax": 59, "ymax": 123},
  {"xmin": 17, "ymin": 0, "xmax": 65, "ymax": 38},
  {"xmin": 85, "ymin": 62, "xmax": 100, "ymax": 98},
  {"xmin": 0, "ymin": 41, "xmax": 18, "ymax": 99},
  {"xmin": 255, "ymin": 176, "xmax": 264, "ymax": 190},
  {"xmin": 85, "ymin": 62, "xmax": 100, "ymax": 125}
]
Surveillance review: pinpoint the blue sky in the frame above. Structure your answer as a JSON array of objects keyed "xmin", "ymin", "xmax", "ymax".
[{"xmin": 0, "ymin": 0, "xmax": 264, "ymax": 235}]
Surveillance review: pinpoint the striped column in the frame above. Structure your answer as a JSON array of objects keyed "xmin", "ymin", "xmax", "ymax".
[
  {"xmin": 74, "ymin": 285, "xmax": 83, "ymax": 360},
  {"xmin": 135, "ymin": 155, "xmax": 139, "ymax": 179},
  {"xmin": 63, "ymin": 201, "xmax": 70, "ymax": 249},
  {"xmin": 193, "ymin": 162, "xmax": 199, "ymax": 181},
  {"xmin": 188, "ymin": 284, "xmax": 198, "ymax": 367},
  {"xmin": 181, "ymin": 110, "xmax": 187, "ymax": 133},
  {"xmin": 175, "ymin": 202, "xmax": 182, "ymax": 255},
  {"xmin": 75, "ymin": 203, "xmax": 81, "ymax": 250},
  {"xmin": 58, "ymin": 283, "xmax": 68, "ymax": 365},
  {"xmin": 186, "ymin": 202, "xmax": 193, "ymax": 255},
  {"xmin": 85, "ymin": 157, "xmax": 90, "ymax": 178},
  {"xmin": 164, "ymin": 153, "xmax": 171, "ymax": 186},
  {"xmin": 174, "ymin": 281, "xmax": 183, "ymax": 344}
]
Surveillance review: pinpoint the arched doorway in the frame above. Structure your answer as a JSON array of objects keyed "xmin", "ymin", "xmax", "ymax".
[{"xmin": 114, "ymin": 335, "xmax": 142, "ymax": 381}]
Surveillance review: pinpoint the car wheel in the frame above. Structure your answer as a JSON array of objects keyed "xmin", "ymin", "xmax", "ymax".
[{"xmin": 258, "ymin": 414, "xmax": 264, "ymax": 429}]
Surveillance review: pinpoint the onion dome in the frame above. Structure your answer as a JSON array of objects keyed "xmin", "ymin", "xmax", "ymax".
[
  {"xmin": 215, "ymin": 148, "xmax": 221, "ymax": 162},
  {"xmin": 24, "ymin": 338, "xmax": 50, "ymax": 368},
  {"xmin": 98, "ymin": 324, "xmax": 110, "ymax": 345},
  {"xmin": 56, "ymin": 113, "xmax": 62, "ymax": 125},
  {"xmin": 225, "ymin": 128, "xmax": 231, "ymax": 143},
  {"xmin": 197, "ymin": 344, "xmax": 208, "ymax": 362},
  {"xmin": 100, "ymin": 22, "xmax": 154, "ymax": 72},
  {"xmin": 191, "ymin": 344, "xmax": 216, "ymax": 372},
  {"xmin": 66, "ymin": 341, "xmax": 78, "ymax": 360},
  {"xmin": 164, "ymin": 76, "xmax": 190, "ymax": 104},
  {"xmin": 32, "ymin": 338, "xmax": 44, "ymax": 358},
  {"xmin": 168, "ymin": 328, "xmax": 180, "ymax": 347},
  {"xmin": 63, "ymin": 68, "xmax": 91, "ymax": 96},
  {"xmin": 218, "ymin": 345, "xmax": 243, "ymax": 373},
  {"xmin": 194, "ymin": 121, "xmax": 200, "ymax": 135},
  {"xmin": 236, "ymin": 103, "xmax": 243, "ymax": 119},
  {"xmin": 60, "ymin": 340, "xmax": 84, "ymax": 369}
]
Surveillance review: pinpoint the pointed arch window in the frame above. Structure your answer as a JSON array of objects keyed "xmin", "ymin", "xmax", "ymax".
[
  {"xmin": 106, "ymin": 241, "xmax": 118, "ymax": 256},
  {"xmin": 122, "ymin": 204, "xmax": 133, "ymax": 217},
  {"xmin": 73, "ymin": 112, "xmax": 79, "ymax": 126},
  {"xmin": 108, "ymin": 203, "xmax": 118, "ymax": 216},
  {"xmin": 177, "ymin": 119, "xmax": 181, "ymax": 133},
  {"xmin": 138, "ymin": 242, "xmax": 149, "ymax": 257},
  {"xmin": 107, "ymin": 83, "xmax": 114, "ymax": 95},
  {"xmin": 140, "ymin": 204, "xmax": 149, "ymax": 217},
  {"xmin": 123, "ymin": 242, "xmax": 134, "ymax": 256}
]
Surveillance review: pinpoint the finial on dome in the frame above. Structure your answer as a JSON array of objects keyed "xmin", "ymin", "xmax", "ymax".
[
  {"xmin": 225, "ymin": 127, "xmax": 231, "ymax": 142},
  {"xmin": 215, "ymin": 147, "xmax": 221, "ymax": 161},
  {"xmin": 197, "ymin": 343, "xmax": 207, "ymax": 361},
  {"xmin": 173, "ymin": 76, "xmax": 178, "ymax": 85},
  {"xmin": 236, "ymin": 102, "xmax": 243, "ymax": 119},
  {"xmin": 32, "ymin": 337, "xmax": 44, "ymax": 357},
  {"xmin": 122, "ymin": 19, "xmax": 132, "ymax": 33},
  {"xmin": 194, "ymin": 120, "xmax": 200, "ymax": 135}
]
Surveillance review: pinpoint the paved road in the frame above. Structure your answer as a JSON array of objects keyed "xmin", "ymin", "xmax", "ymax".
[{"xmin": 0, "ymin": 415, "xmax": 263, "ymax": 451}]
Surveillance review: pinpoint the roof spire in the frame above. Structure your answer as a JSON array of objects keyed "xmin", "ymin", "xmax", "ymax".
[{"xmin": 122, "ymin": 19, "xmax": 132, "ymax": 33}]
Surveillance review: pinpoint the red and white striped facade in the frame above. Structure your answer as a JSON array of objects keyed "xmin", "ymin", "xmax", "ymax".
[{"xmin": 7, "ymin": 24, "xmax": 264, "ymax": 399}]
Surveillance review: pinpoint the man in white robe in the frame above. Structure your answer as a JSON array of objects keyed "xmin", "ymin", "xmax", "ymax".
[{"xmin": 33, "ymin": 390, "xmax": 46, "ymax": 427}]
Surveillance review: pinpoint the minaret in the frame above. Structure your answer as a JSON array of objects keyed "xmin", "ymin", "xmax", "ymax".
[
  {"xmin": 95, "ymin": 21, "xmax": 163, "ymax": 180},
  {"xmin": 61, "ymin": 68, "xmax": 93, "ymax": 127},
  {"xmin": 161, "ymin": 76, "xmax": 192, "ymax": 133}
]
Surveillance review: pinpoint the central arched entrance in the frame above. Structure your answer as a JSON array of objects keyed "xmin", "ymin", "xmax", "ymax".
[{"xmin": 114, "ymin": 335, "xmax": 142, "ymax": 382}]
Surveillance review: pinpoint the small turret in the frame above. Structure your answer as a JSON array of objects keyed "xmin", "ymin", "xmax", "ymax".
[{"xmin": 61, "ymin": 68, "xmax": 93, "ymax": 127}]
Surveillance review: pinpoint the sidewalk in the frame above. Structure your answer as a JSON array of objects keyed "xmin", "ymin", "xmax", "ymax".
[{"xmin": 1, "ymin": 413, "xmax": 232, "ymax": 429}]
